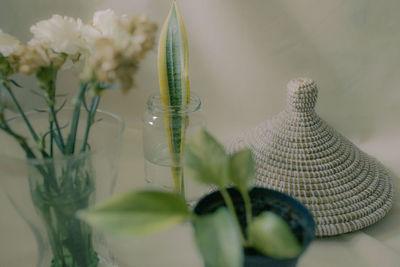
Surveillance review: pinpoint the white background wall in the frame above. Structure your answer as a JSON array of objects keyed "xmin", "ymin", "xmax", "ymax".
[
  {"xmin": 1, "ymin": 0, "xmax": 399, "ymax": 142},
  {"xmin": 1, "ymin": 1, "xmax": 400, "ymax": 266}
]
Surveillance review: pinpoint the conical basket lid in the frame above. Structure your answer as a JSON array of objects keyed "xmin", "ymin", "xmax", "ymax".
[{"xmin": 229, "ymin": 78, "xmax": 393, "ymax": 237}]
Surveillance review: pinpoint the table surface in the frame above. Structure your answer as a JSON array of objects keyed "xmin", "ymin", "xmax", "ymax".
[{"xmin": 1, "ymin": 125, "xmax": 399, "ymax": 267}]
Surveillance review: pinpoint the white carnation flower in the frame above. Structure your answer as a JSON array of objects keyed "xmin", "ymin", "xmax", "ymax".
[
  {"xmin": 81, "ymin": 23, "xmax": 101, "ymax": 49},
  {"xmin": 30, "ymin": 15, "xmax": 89, "ymax": 55},
  {"xmin": 0, "ymin": 29, "xmax": 22, "ymax": 56},
  {"xmin": 17, "ymin": 43, "xmax": 65, "ymax": 75},
  {"xmin": 82, "ymin": 10, "xmax": 157, "ymax": 92},
  {"xmin": 92, "ymin": 9, "xmax": 121, "ymax": 37},
  {"xmin": 91, "ymin": 9, "xmax": 131, "ymax": 48}
]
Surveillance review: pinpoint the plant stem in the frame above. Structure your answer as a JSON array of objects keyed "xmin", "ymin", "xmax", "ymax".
[
  {"xmin": 220, "ymin": 187, "xmax": 247, "ymax": 245},
  {"xmin": 0, "ymin": 122, "xmax": 58, "ymax": 190},
  {"xmin": 2, "ymin": 80, "xmax": 40, "ymax": 143},
  {"xmin": 1, "ymin": 79, "xmax": 50, "ymax": 160},
  {"xmin": 50, "ymin": 105, "xmax": 65, "ymax": 151},
  {"xmin": 241, "ymin": 189, "xmax": 253, "ymax": 244},
  {"xmin": 49, "ymin": 121, "xmax": 54, "ymax": 157},
  {"xmin": 66, "ymin": 82, "xmax": 87, "ymax": 154},
  {"xmin": 44, "ymin": 70, "xmax": 66, "ymax": 154},
  {"xmin": 80, "ymin": 95, "xmax": 100, "ymax": 152},
  {"xmin": 0, "ymin": 123, "xmax": 36, "ymax": 159},
  {"xmin": 171, "ymin": 166, "xmax": 185, "ymax": 198}
]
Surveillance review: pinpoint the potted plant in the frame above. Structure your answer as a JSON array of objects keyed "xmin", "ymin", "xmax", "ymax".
[
  {"xmin": 0, "ymin": 10, "xmax": 156, "ymax": 267},
  {"xmin": 79, "ymin": 128, "xmax": 315, "ymax": 267}
]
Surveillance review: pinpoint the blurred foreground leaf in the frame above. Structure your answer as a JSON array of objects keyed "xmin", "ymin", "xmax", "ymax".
[
  {"xmin": 184, "ymin": 127, "xmax": 229, "ymax": 187},
  {"xmin": 229, "ymin": 149, "xmax": 255, "ymax": 192},
  {"xmin": 78, "ymin": 191, "xmax": 190, "ymax": 236},
  {"xmin": 193, "ymin": 208, "xmax": 243, "ymax": 267},
  {"xmin": 248, "ymin": 211, "xmax": 302, "ymax": 259}
]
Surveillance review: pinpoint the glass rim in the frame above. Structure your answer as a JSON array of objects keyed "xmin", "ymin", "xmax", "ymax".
[
  {"xmin": 0, "ymin": 108, "xmax": 125, "ymax": 165},
  {"xmin": 146, "ymin": 92, "xmax": 201, "ymax": 114}
]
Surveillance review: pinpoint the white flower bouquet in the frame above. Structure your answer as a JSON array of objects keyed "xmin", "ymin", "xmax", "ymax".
[{"xmin": 0, "ymin": 10, "xmax": 156, "ymax": 267}]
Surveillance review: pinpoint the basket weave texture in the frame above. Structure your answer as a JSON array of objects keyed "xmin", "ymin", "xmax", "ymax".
[{"xmin": 228, "ymin": 78, "xmax": 393, "ymax": 237}]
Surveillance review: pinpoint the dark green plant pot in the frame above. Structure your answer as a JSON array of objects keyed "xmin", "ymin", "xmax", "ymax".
[{"xmin": 193, "ymin": 187, "xmax": 315, "ymax": 267}]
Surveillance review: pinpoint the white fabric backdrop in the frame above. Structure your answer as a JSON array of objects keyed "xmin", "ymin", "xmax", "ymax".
[{"xmin": 1, "ymin": 1, "xmax": 399, "ymax": 266}]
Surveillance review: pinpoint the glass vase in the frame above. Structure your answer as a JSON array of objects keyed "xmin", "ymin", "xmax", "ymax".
[
  {"xmin": 143, "ymin": 92, "xmax": 206, "ymax": 201},
  {"xmin": 0, "ymin": 108, "xmax": 125, "ymax": 267}
]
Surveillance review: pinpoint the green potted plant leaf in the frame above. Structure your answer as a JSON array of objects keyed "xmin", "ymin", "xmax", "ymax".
[{"xmin": 79, "ymin": 128, "xmax": 315, "ymax": 267}]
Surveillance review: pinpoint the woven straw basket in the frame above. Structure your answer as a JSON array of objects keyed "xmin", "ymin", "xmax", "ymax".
[{"xmin": 228, "ymin": 78, "xmax": 393, "ymax": 237}]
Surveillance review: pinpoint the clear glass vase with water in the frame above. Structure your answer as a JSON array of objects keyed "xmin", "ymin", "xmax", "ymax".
[{"xmin": 143, "ymin": 93, "xmax": 206, "ymax": 201}]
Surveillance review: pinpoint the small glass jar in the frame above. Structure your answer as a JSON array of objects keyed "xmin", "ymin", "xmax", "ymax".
[{"xmin": 143, "ymin": 92, "xmax": 206, "ymax": 201}]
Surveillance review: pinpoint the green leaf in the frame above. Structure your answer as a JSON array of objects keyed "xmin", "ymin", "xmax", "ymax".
[
  {"xmin": 33, "ymin": 108, "xmax": 48, "ymax": 113},
  {"xmin": 248, "ymin": 211, "xmax": 302, "ymax": 259},
  {"xmin": 193, "ymin": 208, "xmax": 243, "ymax": 267},
  {"xmin": 229, "ymin": 149, "xmax": 255, "ymax": 192},
  {"xmin": 8, "ymin": 79, "xmax": 22, "ymax": 88},
  {"xmin": 158, "ymin": 0, "xmax": 190, "ymax": 106},
  {"xmin": 78, "ymin": 191, "xmax": 190, "ymax": 236},
  {"xmin": 184, "ymin": 128, "xmax": 229, "ymax": 187},
  {"xmin": 36, "ymin": 66, "xmax": 56, "ymax": 89},
  {"xmin": 158, "ymin": 0, "xmax": 190, "ymax": 194},
  {"xmin": 55, "ymin": 98, "xmax": 67, "ymax": 113},
  {"xmin": 0, "ymin": 56, "xmax": 12, "ymax": 78}
]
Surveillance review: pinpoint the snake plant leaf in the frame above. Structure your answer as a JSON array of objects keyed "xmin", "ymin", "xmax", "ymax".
[
  {"xmin": 248, "ymin": 211, "xmax": 302, "ymax": 259},
  {"xmin": 158, "ymin": 0, "xmax": 190, "ymax": 194},
  {"xmin": 158, "ymin": 0, "xmax": 190, "ymax": 106},
  {"xmin": 78, "ymin": 191, "xmax": 190, "ymax": 236},
  {"xmin": 193, "ymin": 208, "xmax": 243, "ymax": 267}
]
